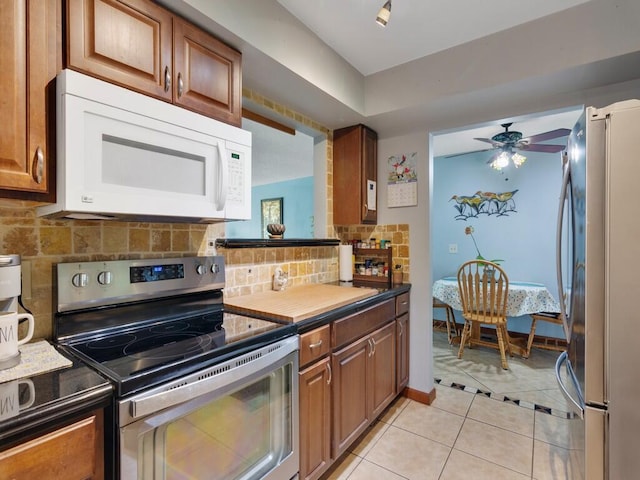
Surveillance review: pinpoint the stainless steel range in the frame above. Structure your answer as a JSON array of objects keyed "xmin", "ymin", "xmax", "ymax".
[{"xmin": 54, "ymin": 256, "xmax": 299, "ymax": 480}]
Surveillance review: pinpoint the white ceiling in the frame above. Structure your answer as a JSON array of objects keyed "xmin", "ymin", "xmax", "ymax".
[
  {"xmin": 274, "ymin": 0, "xmax": 587, "ymax": 155},
  {"xmin": 277, "ymin": 0, "xmax": 591, "ymax": 76}
]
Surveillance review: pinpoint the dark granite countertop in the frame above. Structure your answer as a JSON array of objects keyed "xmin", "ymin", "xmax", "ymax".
[{"xmin": 0, "ymin": 344, "xmax": 113, "ymax": 450}]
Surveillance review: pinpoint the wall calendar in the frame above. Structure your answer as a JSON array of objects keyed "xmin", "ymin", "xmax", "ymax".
[{"xmin": 387, "ymin": 152, "xmax": 418, "ymax": 207}]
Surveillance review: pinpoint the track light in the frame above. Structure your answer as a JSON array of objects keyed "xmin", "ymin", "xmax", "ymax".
[{"xmin": 376, "ymin": 1, "xmax": 392, "ymax": 27}]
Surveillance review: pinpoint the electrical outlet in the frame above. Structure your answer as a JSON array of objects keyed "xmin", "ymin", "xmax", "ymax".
[{"xmin": 448, "ymin": 243, "xmax": 458, "ymax": 254}]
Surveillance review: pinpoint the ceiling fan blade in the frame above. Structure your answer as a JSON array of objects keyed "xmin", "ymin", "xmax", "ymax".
[
  {"xmin": 521, "ymin": 128, "xmax": 571, "ymax": 144},
  {"xmin": 474, "ymin": 137, "xmax": 504, "ymax": 147},
  {"xmin": 518, "ymin": 143, "xmax": 566, "ymax": 153}
]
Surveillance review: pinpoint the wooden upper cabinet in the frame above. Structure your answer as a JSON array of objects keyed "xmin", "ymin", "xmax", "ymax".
[
  {"xmin": 0, "ymin": 0, "xmax": 60, "ymax": 199},
  {"xmin": 333, "ymin": 124, "xmax": 378, "ymax": 225},
  {"xmin": 67, "ymin": 0, "xmax": 242, "ymax": 125},
  {"xmin": 67, "ymin": 0, "xmax": 173, "ymax": 100},
  {"xmin": 173, "ymin": 17, "xmax": 241, "ymax": 126}
]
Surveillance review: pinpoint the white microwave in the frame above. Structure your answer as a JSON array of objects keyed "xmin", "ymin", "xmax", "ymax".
[{"xmin": 37, "ymin": 70, "xmax": 251, "ymax": 223}]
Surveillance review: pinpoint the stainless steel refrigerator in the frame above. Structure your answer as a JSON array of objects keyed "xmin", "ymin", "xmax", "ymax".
[{"xmin": 556, "ymin": 99, "xmax": 640, "ymax": 480}]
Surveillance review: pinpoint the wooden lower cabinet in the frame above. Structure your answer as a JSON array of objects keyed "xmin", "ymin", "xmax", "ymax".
[
  {"xmin": 332, "ymin": 321, "xmax": 396, "ymax": 459},
  {"xmin": 299, "ymin": 292, "xmax": 409, "ymax": 478},
  {"xmin": 396, "ymin": 312, "xmax": 410, "ymax": 393},
  {"xmin": 370, "ymin": 321, "xmax": 397, "ymax": 419},
  {"xmin": 299, "ymin": 357, "xmax": 332, "ymax": 480},
  {"xmin": 0, "ymin": 409, "xmax": 104, "ymax": 479},
  {"xmin": 331, "ymin": 333, "xmax": 369, "ymax": 458}
]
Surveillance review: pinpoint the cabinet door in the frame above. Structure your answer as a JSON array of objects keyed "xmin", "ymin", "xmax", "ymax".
[
  {"xmin": 173, "ymin": 17, "xmax": 242, "ymax": 126},
  {"xmin": 361, "ymin": 125, "xmax": 378, "ymax": 223},
  {"xmin": 369, "ymin": 321, "xmax": 396, "ymax": 418},
  {"xmin": 0, "ymin": 409, "xmax": 104, "ymax": 479},
  {"xmin": 333, "ymin": 124, "xmax": 378, "ymax": 225},
  {"xmin": 396, "ymin": 313, "xmax": 410, "ymax": 392},
  {"xmin": 0, "ymin": 0, "xmax": 59, "ymax": 198},
  {"xmin": 331, "ymin": 335, "xmax": 370, "ymax": 459},
  {"xmin": 67, "ymin": 0, "xmax": 173, "ymax": 101},
  {"xmin": 299, "ymin": 357, "xmax": 332, "ymax": 480}
]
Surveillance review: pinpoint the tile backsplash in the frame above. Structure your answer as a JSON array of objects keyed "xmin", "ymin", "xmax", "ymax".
[
  {"xmin": 1, "ymin": 200, "xmax": 411, "ymax": 341},
  {"xmin": 0, "ymin": 200, "xmax": 218, "ymax": 340}
]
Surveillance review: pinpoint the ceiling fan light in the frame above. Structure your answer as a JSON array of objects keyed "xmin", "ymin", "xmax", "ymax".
[
  {"xmin": 512, "ymin": 152, "xmax": 527, "ymax": 167},
  {"xmin": 491, "ymin": 151, "xmax": 510, "ymax": 170},
  {"xmin": 376, "ymin": 1, "xmax": 392, "ymax": 26}
]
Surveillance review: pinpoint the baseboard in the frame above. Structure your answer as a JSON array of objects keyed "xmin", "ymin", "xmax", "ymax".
[{"xmin": 403, "ymin": 386, "xmax": 436, "ymax": 405}]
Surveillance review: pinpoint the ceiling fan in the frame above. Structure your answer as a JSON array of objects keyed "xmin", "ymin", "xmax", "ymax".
[
  {"xmin": 473, "ymin": 122, "xmax": 571, "ymax": 155},
  {"xmin": 446, "ymin": 122, "xmax": 571, "ymax": 161},
  {"xmin": 446, "ymin": 122, "xmax": 571, "ymax": 170}
]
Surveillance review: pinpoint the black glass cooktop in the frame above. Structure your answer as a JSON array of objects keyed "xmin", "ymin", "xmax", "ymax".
[{"xmin": 57, "ymin": 294, "xmax": 295, "ymax": 396}]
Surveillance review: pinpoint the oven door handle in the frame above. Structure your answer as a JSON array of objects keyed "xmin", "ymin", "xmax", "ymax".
[{"xmin": 129, "ymin": 336, "xmax": 298, "ymax": 419}]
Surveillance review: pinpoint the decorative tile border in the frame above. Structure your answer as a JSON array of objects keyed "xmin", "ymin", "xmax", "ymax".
[{"xmin": 435, "ymin": 377, "xmax": 577, "ymax": 419}]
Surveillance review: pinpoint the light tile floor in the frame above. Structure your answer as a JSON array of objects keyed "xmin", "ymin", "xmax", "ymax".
[{"xmin": 320, "ymin": 331, "xmax": 583, "ymax": 480}]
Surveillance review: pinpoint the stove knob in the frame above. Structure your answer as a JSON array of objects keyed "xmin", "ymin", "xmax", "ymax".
[
  {"xmin": 71, "ymin": 272, "xmax": 88, "ymax": 288},
  {"xmin": 196, "ymin": 264, "xmax": 206, "ymax": 275},
  {"xmin": 97, "ymin": 271, "xmax": 112, "ymax": 285},
  {"xmin": 211, "ymin": 263, "xmax": 220, "ymax": 274}
]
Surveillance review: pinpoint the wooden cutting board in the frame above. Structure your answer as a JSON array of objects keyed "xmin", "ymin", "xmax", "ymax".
[{"xmin": 224, "ymin": 283, "xmax": 378, "ymax": 323}]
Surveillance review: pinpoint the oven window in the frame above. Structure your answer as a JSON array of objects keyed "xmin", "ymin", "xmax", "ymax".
[{"xmin": 137, "ymin": 363, "xmax": 294, "ymax": 479}]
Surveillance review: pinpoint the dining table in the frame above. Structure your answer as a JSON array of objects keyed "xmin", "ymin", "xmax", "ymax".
[{"xmin": 432, "ymin": 276, "xmax": 561, "ymax": 356}]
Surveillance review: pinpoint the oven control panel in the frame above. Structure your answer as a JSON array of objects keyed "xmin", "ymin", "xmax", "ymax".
[{"xmin": 57, "ymin": 256, "xmax": 225, "ymax": 312}]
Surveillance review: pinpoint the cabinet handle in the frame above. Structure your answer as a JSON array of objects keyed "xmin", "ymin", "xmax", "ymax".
[
  {"xmin": 326, "ymin": 362, "xmax": 332, "ymax": 385},
  {"xmin": 177, "ymin": 73, "xmax": 184, "ymax": 98},
  {"xmin": 368, "ymin": 338, "xmax": 374, "ymax": 357},
  {"xmin": 363, "ymin": 203, "xmax": 368, "ymax": 217},
  {"xmin": 398, "ymin": 321, "xmax": 403, "ymax": 336},
  {"xmin": 308, "ymin": 340, "xmax": 323, "ymax": 349},
  {"xmin": 33, "ymin": 147, "xmax": 44, "ymax": 184},
  {"xmin": 164, "ymin": 66, "xmax": 171, "ymax": 92},
  {"xmin": 371, "ymin": 338, "xmax": 376, "ymax": 356}
]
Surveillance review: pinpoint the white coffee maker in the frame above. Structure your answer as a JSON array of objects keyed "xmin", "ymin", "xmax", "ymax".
[
  {"xmin": 0, "ymin": 255, "xmax": 21, "ymax": 313},
  {"xmin": 0, "ymin": 255, "xmax": 23, "ymax": 369}
]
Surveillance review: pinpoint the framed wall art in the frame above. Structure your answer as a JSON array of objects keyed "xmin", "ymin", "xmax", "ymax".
[{"xmin": 261, "ymin": 197, "xmax": 283, "ymax": 237}]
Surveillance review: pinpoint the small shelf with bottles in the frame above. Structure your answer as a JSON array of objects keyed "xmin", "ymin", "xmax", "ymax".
[{"xmin": 353, "ymin": 248, "xmax": 392, "ymax": 286}]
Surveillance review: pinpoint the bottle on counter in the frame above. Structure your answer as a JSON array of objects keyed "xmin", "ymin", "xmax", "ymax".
[{"xmin": 393, "ymin": 264, "xmax": 403, "ymax": 285}]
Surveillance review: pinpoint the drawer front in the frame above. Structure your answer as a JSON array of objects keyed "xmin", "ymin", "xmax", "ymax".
[
  {"xmin": 396, "ymin": 292, "xmax": 410, "ymax": 316},
  {"xmin": 300, "ymin": 324, "xmax": 331, "ymax": 367},
  {"xmin": 332, "ymin": 299, "xmax": 395, "ymax": 349}
]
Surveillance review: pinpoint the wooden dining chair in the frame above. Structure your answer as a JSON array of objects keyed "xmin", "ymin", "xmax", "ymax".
[
  {"xmin": 433, "ymin": 298, "xmax": 459, "ymax": 344},
  {"xmin": 457, "ymin": 260, "xmax": 512, "ymax": 369},
  {"xmin": 525, "ymin": 311, "xmax": 565, "ymax": 357}
]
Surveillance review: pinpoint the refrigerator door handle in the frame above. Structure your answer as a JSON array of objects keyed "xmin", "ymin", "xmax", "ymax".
[
  {"xmin": 555, "ymin": 351, "xmax": 584, "ymax": 419},
  {"xmin": 556, "ymin": 154, "xmax": 571, "ymax": 340}
]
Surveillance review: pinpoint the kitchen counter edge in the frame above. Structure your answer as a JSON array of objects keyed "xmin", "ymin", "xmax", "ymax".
[{"xmin": 0, "ymin": 345, "xmax": 113, "ymax": 450}]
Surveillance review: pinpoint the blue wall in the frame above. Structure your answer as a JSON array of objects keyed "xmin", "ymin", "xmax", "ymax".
[
  {"xmin": 432, "ymin": 150, "xmax": 564, "ymax": 338},
  {"xmin": 226, "ymin": 176, "xmax": 314, "ymax": 238}
]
